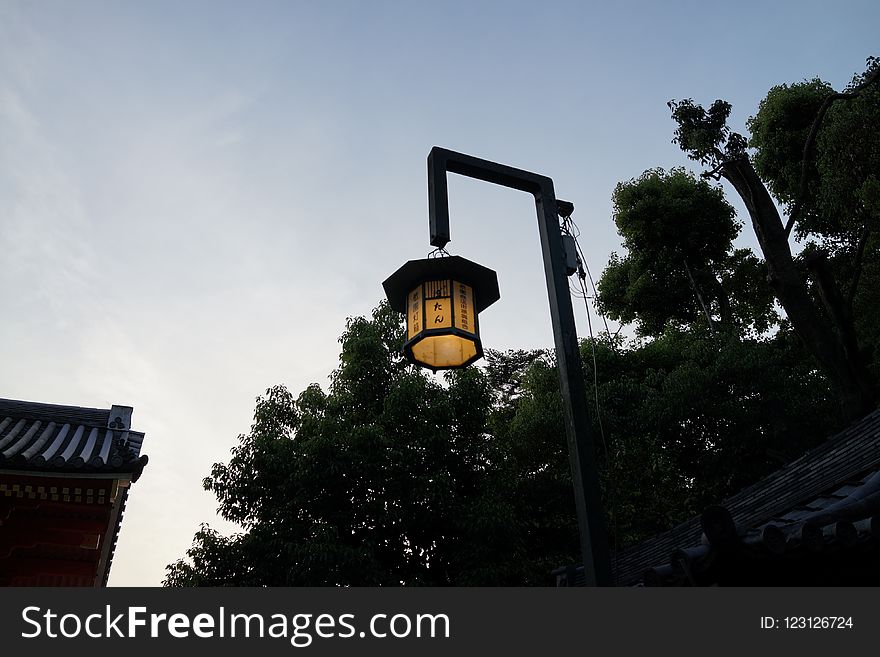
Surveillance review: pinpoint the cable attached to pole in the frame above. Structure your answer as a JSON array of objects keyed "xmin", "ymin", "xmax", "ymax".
[{"xmin": 560, "ymin": 211, "xmax": 621, "ymax": 572}]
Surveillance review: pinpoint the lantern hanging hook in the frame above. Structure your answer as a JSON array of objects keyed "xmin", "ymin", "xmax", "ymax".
[{"xmin": 427, "ymin": 246, "xmax": 451, "ymax": 259}]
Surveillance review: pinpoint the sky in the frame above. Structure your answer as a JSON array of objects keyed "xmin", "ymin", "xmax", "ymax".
[{"xmin": 1, "ymin": 0, "xmax": 877, "ymax": 586}]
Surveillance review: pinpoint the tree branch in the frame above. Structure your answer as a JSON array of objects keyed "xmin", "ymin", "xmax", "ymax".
[
  {"xmin": 702, "ymin": 161, "xmax": 726, "ymax": 180},
  {"xmin": 785, "ymin": 63, "xmax": 880, "ymax": 239},
  {"xmin": 804, "ymin": 250, "xmax": 864, "ymax": 388},
  {"xmin": 847, "ymin": 224, "xmax": 871, "ymax": 311},
  {"xmin": 683, "ymin": 259, "xmax": 715, "ymax": 335}
]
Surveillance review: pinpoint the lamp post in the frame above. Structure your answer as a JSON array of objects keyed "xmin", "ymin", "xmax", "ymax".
[{"xmin": 423, "ymin": 147, "xmax": 613, "ymax": 586}]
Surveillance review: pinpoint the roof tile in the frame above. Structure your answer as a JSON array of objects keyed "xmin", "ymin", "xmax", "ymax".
[
  {"xmin": 613, "ymin": 406, "xmax": 880, "ymax": 585},
  {"xmin": 0, "ymin": 398, "xmax": 147, "ymax": 481}
]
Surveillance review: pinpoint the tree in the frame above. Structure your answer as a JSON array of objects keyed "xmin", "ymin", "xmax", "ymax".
[
  {"xmin": 667, "ymin": 57, "xmax": 880, "ymax": 420},
  {"xmin": 588, "ymin": 58, "xmax": 880, "ymax": 545},
  {"xmin": 165, "ymin": 303, "xmax": 557, "ymax": 586},
  {"xmin": 597, "ymin": 168, "xmax": 777, "ymax": 337},
  {"xmin": 748, "ymin": 62, "xmax": 880, "ymax": 388},
  {"xmin": 593, "ymin": 329, "xmax": 837, "ymax": 536},
  {"xmin": 165, "ymin": 302, "xmax": 840, "ymax": 585}
]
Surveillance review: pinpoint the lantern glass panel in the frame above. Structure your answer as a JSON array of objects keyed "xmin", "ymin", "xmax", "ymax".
[
  {"xmin": 407, "ymin": 286, "xmax": 423, "ymax": 340},
  {"xmin": 453, "ymin": 282, "xmax": 476, "ymax": 336},
  {"xmin": 410, "ymin": 334, "xmax": 478, "ymax": 369},
  {"xmin": 423, "ymin": 280, "xmax": 452, "ymax": 330}
]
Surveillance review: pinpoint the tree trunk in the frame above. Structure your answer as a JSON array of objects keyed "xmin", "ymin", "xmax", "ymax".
[
  {"xmin": 804, "ymin": 250, "xmax": 871, "ymax": 395},
  {"xmin": 683, "ymin": 259, "xmax": 715, "ymax": 335},
  {"xmin": 721, "ymin": 156, "xmax": 875, "ymax": 420}
]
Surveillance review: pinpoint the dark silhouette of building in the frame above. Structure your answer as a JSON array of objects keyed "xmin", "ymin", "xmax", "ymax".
[{"xmin": 555, "ymin": 407, "xmax": 880, "ymax": 586}]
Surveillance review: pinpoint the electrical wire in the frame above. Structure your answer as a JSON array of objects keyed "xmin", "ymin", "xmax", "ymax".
[
  {"xmin": 561, "ymin": 212, "xmax": 621, "ymax": 574},
  {"xmin": 567, "ymin": 216, "xmax": 614, "ymax": 342}
]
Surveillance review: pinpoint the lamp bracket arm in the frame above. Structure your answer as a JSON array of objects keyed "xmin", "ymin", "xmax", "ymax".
[{"xmin": 428, "ymin": 146, "xmax": 573, "ymax": 248}]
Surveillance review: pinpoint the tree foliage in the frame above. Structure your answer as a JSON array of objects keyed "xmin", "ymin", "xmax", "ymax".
[
  {"xmin": 165, "ymin": 307, "xmax": 839, "ymax": 585},
  {"xmin": 597, "ymin": 168, "xmax": 776, "ymax": 336},
  {"xmin": 747, "ymin": 78, "xmax": 833, "ymax": 236},
  {"xmin": 166, "ymin": 304, "xmax": 557, "ymax": 586},
  {"xmin": 748, "ymin": 65, "xmax": 880, "ymax": 246}
]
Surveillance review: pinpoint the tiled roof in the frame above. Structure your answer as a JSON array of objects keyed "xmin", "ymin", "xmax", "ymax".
[
  {"xmin": 608, "ymin": 406, "xmax": 880, "ymax": 585},
  {"xmin": 0, "ymin": 398, "xmax": 148, "ymax": 481}
]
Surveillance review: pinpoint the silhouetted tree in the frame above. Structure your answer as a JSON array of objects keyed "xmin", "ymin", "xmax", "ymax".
[{"xmin": 667, "ymin": 57, "xmax": 880, "ymax": 419}]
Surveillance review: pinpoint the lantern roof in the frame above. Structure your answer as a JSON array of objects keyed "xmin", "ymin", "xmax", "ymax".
[{"xmin": 383, "ymin": 255, "xmax": 500, "ymax": 314}]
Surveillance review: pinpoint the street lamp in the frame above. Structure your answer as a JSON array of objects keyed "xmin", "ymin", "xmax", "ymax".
[{"xmin": 384, "ymin": 147, "xmax": 612, "ymax": 586}]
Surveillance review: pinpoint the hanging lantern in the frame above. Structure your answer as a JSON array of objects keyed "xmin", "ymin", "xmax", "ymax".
[{"xmin": 383, "ymin": 255, "xmax": 500, "ymax": 371}]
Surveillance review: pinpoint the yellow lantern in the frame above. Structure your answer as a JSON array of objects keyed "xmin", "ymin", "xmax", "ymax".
[{"xmin": 383, "ymin": 255, "xmax": 500, "ymax": 371}]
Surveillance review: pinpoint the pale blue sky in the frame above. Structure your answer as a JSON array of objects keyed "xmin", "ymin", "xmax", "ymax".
[{"xmin": 1, "ymin": 1, "xmax": 876, "ymax": 585}]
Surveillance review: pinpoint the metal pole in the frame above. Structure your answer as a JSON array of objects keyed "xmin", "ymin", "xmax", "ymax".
[{"xmin": 426, "ymin": 147, "xmax": 612, "ymax": 586}]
